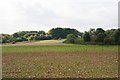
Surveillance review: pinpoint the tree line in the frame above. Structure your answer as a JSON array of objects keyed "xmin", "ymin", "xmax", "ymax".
[
  {"xmin": 1, "ymin": 28, "xmax": 120, "ymax": 45},
  {"xmin": 65, "ymin": 28, "xmax": 120, "ymax": 45}
]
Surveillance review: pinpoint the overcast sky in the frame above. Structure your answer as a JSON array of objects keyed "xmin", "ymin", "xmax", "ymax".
[{"xmin": 0, "ymin": 0, "xmax": 119, "ymax": 34}]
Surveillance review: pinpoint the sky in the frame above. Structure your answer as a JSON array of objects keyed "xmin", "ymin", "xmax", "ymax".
[{"xmin": 0, "ymin": 0, "xmax": 119, "ymax": 34}]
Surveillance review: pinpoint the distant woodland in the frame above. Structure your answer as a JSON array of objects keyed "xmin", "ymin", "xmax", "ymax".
[{"xmin": 1, "ymin": 28, "xmax": 120, "ymax": 45}]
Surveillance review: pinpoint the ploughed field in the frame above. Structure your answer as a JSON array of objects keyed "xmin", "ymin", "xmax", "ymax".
[{"xmin": 2, "ymin": 45, "xmax": 118, "ymax": 78}]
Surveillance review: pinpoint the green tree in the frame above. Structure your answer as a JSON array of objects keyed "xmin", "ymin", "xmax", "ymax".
[
  {"xmin": 66, "ymin": 34, "xmax": 77, "ymax": 43},
  {"xmin": 114, "ymin": 29, "xmax": 120, "ymax": 43},
  {"xmin": 48, "ymin": 28, "xmax": 80, "ymax": 39},
  {"xmin": 33, "ymin": 34, "xmax": 38, "ymax": 40},
  {"xmin": 83, "ymin": 32, "xmax": 91, "ymax": 42},
  {"xmin": 104, "ymin": 37, "xmax": 114, "ymax": 44},
  {"xmin": 9, "ymin": 36, "xmax": 16, "ymax": 44},
  {"xmin": 48, "ymin": 28, "xmax": 65, "ymax": 39},
  {"xmin": 95, "ymin": 28, "xmax": 105, "ymax": 35},
  {"xmin": 2, "ymin": 34, "xmax": 11, "ymax": 43},
  {"xmin": 27, "ymin": 35, "xmax": 35, "ymax": 42},
  {"xmin": 46, "ymin": 35, "xmax": 52, "ymax": 40},
  {"xmin": 96, "ymin": 33, "xmax": 106, "ymax": 43},
  {"xmin": 105, "ymin": 29, "xmax": 116, "ymax": 38},
  {"xmin": 94, "ymin": 28, "xmax": 106, "ymax": 43},
  {"xmin": 40, "ymin": 34, "xmax": 46, "ymax": 40},
  {"xmin": 15, "ymin": 37, "xmax": 23, "ymax": 42},
  {"xmin": 38, "ymin": 31, "xmax": 46, "ymax": 35}
]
